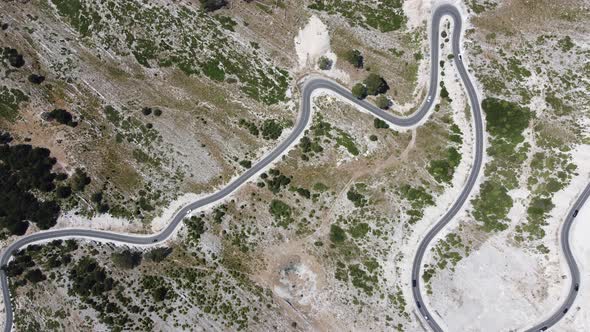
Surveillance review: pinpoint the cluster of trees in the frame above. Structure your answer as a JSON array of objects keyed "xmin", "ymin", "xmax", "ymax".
[
  {"xmin": 5, "ymin": 240, "xmax": 77, "ymax": 287},
  {"xmin": 0, "ymin": 142, "xmax": 92, "ymax": 235},
  {"xmin": 0, "ymin": 144, "xmax": 62, "ymax": 235},
  {"xmin": 238, "ymin": 118, "xmax": 286, "ymax": 140},
  {"xmin": 261, "ymin": 168, "xmax": 292, "ymax": 194},
  {"xmin": 185, "ymin": 215, "xmax": 206, "ymax": 244},
  {"xmin": 343, "ymin": 49, "xmax": 391, "ymax": 108},
  {"xmin": 351, "ymin": 73, "xmax": 390, "ymax": 108},
  {"xmin": 48, "ymin": 109, "xmax": 77, "ymax": 127},
  {"xmin": 261, "ymin": 119, "xmax": 285, "ymax": 140},
  {"xmin": 69, "ymin": 257, "xmax": 114, "ymax": 298}
]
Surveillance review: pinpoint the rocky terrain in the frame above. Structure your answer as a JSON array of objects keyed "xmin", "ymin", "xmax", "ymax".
[{"xmin": 1, "ymin": 0, "xmax": 589, "ymax": 331}]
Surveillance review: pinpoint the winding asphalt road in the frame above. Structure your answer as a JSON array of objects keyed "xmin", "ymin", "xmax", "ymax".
[
  {"xmin": 0, "ymin": 4, "xmax": 474, "ymax": 332},
  {"xmin": 409, "ymin": 4, "xmax": 483, "ymax": 332},
  {"xmin": 525, "ymin": 182, "xmax": 590, "ymax": 332},
  {"xmin": 0, "ymin": 3, "xmax": 584, "ymax": 332}
]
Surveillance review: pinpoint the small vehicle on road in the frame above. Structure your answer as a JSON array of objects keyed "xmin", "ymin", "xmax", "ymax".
[
  {"xmin": 412, "ymin": 279, "xmax": 417, "ymax": 287},
  {"xmin": 458, "ymin": 54, "xmax": 463, "ymax": 61},
  {"xmin": 563, "ymin": 308, "xmax": 569, "ymax": 314},
  {"xmin": 416, "ymin": 301, "xmax": 422, "ymax": 309},
  {"xmin": 427, "ymin": 96, "xmax": 432, "ymax": 103},
  {"xmin": 540, "ymin": 327, "xmax": 548, "ymax": 331},
  {"xmin": 575, "ymin": 283, "xmax": 579, "ymax": 291},
  {"xmin": 153, "ymin": 238, "xmax": 158, "ymax": 243},
  {"xmin": 573, "ymin": 209, "xmax": 579, "ymax": 217}
]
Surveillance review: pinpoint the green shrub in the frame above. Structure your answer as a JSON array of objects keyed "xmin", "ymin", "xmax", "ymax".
[
  {"xmin": 374, "ymin": 118, "xmax": 389, "ymax": 129},
  {"xmin": 352, "ymin": 83, "xmax": 367, "ymax": 99},
  {"xmin": 318, "ymin": 56, "xmax": 332, "ymax": 70},
  {"xmin": 376, "ymin": 94, "xmax": 389, "ymax": 109},
  {"xmin": 347, "ymin": 187, "xmax": 367, "ymax": 207},
  {"xmin": 270, "ymin": 199, "xmax": 291, "ymax": 218},
  {"xmin": 471, "ymin": 181, "xmax": 511, "ymax": 232},
  {"xmin": 349, "ymin": 222, "xmax": 370, "ymax": 238},
  {"xmin": 261, "ymin": 119, "xmax": 284, "ymax": 140},
  {"xmin": 329, "ymin": 224, "xmax": 346, "ymax": 243},
  {"xmin": 482, "ymin": 98, "xmax": 531, "ymax": 144},
  {"xmin": 185, "ymin": 216, "xmax": 206, "ymax": 243}
]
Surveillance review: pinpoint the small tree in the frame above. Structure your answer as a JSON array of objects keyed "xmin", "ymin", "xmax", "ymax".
[
  {"xmin": 141, "ymin": 107, "xmax": 152, "ymax": 116},
  {"xmin": 376, "ymin": 94, "xmax": 390, "ymax": 109},
  {"xmin": 364, "ymin": 73, "xmax": 389, "ymax": 95},
  {"xmin": 28, "ymin": 74, "xmax": 45, "ymax": 84},
  {"xmin": 318, "ymin": 56, "xmax": 332, "ymax": 70},
  {"xmin": 344, "ymin": 49, "xmax": 363, "ymax": 68},
  {"xmin": 48, "ymin": 109, "xmax": 77, "ymax": 127},
  {"xmin": 351, "ymin": 83, "xmax": 367, "ymax": 99},
  {"xmin": 152, "ymin": 286, "xmax": 168, "ymax": 301}
]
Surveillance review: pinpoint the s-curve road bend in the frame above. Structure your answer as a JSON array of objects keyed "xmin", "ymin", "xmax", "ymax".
[
  {"xmin": 526, "ymin": 182, "xmax": 590, "ymax": 332},
  {"xmin": 409, "ymin": 4, "xmax": 484, "ymax": 332},
  {"xmin": 0, "ymin": 4, "xmax": 482, "ymax": 332}
]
